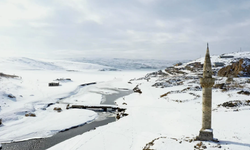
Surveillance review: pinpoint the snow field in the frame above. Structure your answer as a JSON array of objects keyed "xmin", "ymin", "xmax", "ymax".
[{"xmin": 50, "ymin": 74, "xmax": 250, "ymax": 150}]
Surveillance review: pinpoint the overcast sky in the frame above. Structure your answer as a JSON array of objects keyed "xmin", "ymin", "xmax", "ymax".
[{"xmin": 0, "ymin": 0, "xmax": 249, "ymax": 60}]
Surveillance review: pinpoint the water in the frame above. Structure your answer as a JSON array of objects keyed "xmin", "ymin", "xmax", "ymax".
[
  {"xmin": 2, "ymin": 117, "xmax": 115, "ymax": 150},
  {"xmin": 1, "ymin": 89, "xmax": 132, "ymax": 150},
  {"xmin": 102, "ymin": 88, "xmax": 132, "ymax": 105}
]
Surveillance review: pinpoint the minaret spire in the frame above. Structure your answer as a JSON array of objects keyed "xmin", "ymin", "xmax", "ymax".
[
  {"xmin": 206, "ymin": 43, "xmax": 210, "ymax": 55},
  {"xmin": 203, "ymin": 43, "xmax": 212, "ymax": 78}
]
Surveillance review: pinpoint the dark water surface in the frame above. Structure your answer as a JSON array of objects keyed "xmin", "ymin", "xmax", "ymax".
[
  {"xmin": 2, "ymin": 117, "xmax": 115, "ymax": 150},
  {"xmin": 1, "ymin": 89, "xmax": 132, "ymax": 150}
]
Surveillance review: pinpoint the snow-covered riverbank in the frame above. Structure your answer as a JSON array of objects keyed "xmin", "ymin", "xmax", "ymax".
[{"xmin": 0, "ymin": 57, "xmax": 150, "ymax": 147}]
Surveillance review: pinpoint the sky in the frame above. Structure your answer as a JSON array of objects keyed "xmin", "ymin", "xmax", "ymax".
[{"xmin": 0, "ymin": 0, "xmax": 249, "ymax": 60}]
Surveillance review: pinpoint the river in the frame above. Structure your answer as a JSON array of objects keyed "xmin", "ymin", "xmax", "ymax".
[{"xmin": 1, "ymin": 89, "xmax": 132, "ymax": 150}]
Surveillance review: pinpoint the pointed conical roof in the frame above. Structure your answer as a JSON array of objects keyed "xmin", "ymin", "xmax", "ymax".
[{"xmin": 203, "ymin": 43, "xmax": 213, "ymax": 78}]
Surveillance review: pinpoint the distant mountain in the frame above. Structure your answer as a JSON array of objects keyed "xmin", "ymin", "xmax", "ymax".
[
  {"xmin": 0, "ymin": 57, "xmax": 188, "ymax": 72},
  {"xmin": 0, "ymin": 57, "xmax": 63, "ymax": 71},
  {"xmin": 0, "ymin": 57, "xmax": 114, "ymax": 72},
  {"xmin": 68, "ymin": 58, "xmax": 185, "ymax": 70}
]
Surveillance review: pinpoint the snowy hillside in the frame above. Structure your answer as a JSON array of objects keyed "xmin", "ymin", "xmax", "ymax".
[
  {"xmin": 184, "ymin": 51, "xmax": 250, "ymax": 67},
  {"xmin": 0, "ymin": 57, "xmax": 115, "ymax": 72},
  {"xmin": 0, "ymin": 57, "xmax": 175, "ymax": 72},
  {"xmin": 0, "ymin": 57, "xmax": 63, "ymax": 71}
]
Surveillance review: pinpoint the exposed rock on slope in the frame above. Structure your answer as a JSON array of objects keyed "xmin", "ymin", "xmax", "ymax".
[
  {"xmin": 0, "ymin": 73, "xmax": 19, "ymax": 78},
  {"xmin": 217, "ymin": 58, "xmax": 250, "ymax": 77},
  {"xmin": 185, "ymin": 62, "xmax": 203, "ymax": 72},
  {"xmin": 133, "ymin": 85, "xmax": 142, "ymax": 94}
]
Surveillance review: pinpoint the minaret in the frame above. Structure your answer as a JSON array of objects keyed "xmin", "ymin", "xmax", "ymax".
[{"xmin": 197, "ymin": 43, "xmax": 215, "ymax": 141}]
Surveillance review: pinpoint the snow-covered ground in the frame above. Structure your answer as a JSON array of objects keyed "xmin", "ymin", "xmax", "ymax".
[
  {"xmin": 0, "ymin": 57, "xmax": 150, "ymax": 145},
  {"xmin": 49, "ymin": 76, "xmax": 250, "ymax": 150},
  {"xmin": 1, "ymin": 52, "xmax": 250, "ymax": 150}
]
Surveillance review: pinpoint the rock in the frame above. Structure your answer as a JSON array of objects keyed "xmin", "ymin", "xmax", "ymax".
[
  {"xmin": 185, "ymin": 62, "xmax": 203, "ymax": 72},
  {"xmin": 237, "ymin": 90, "xmax": 250, "ymax": 95},
  {"xmin": 99, "ymin": 68, "xmax": 119, "ymax": 71},
  {"xmin": 7, "ymin": 94, "xmax": 16, "ymax": 99},
  {"xmin": 55, "ymin": 78, "xmax": 72, "ymax": 82},
  {"xmin": 48, "ymin": 82, "xmax": 60, "ymax": 86},
  {"xmin": 152, "ymin": 78, "xmax": 184, "ymax": 88},
  {"xmin": 133, "ymin": 85, "xmax": 142, "ymax": 94},
  {"xmin": 218, "ymin": 58, "xmax": 250, "ymax": 77},
  {"xmin": 160, "ymin": 91, "xmax": 172, "ymax": 98},
  {"xmin": 122, "ymin": 113, "xmax": 129, "ymax": 116},
  {"xmin": 116, "ymin": 114, "xmax": 120, "ymax": 120},
  {"xmin": 0, "ymin": 72, "xmax": 19, "ymax": 78},
  {"xmin": 213, "ymin": 83, "xmax": 225, "ymax": 89},
  {"xmin": 165, "ymin": 67, "xmax": 187, "ymax": 75},
  {"xmin": 0, "ymin": 118, "xmax": 2, "ymax": 125},
  {"xmin": 226, "ymin": 76, "xmax": 234, "ymax": 83},
  {"xmin": 145, "ymin": 70, "xmax": 168, "ymax": 79},
  {"xmin": 152, "ymin": 82, "xmax": 172, "ymax": 88},
  {"xmin": 47, "ymin": 103, "xmax": 54, "ymax": 107},
  {"xmin": 174, "ymin": 62, "xmax": 183, "ymax": 66},
  {"xmin": 54, "ymin": 107, "xmax": 62, "ymax": 112},
  {"xmin": 202, "ymin": 145, "xmax": 207, "ymax": 149},
  {"xmin": 25, "ymin": 113, "xmax": 36, "ymax": 117},
  {"xmin": 217, "ymin": 100, "xmax": 250, "ymax": 108}
]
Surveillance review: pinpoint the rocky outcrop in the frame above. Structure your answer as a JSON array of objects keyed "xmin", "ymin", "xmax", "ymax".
[
  {"xmin": 185, "ymin": 62, "xmax": 203, "ymax": 72},
  {"xmin": 145, "ymin": 70, "xmax": 168, "ymax": 79},
  {"xmin": 133, "ymin": 85, "xmax": 142, "ymax": 94},
  {"xmin": 0, "ymin": 72, "xmax": 19, "ymax": 78},
  {"xmin": 165, "ymin": 67, "xmax": 187, "ymax": 75},
  {"xmin": 217, "ymin": 58, "xmax": 250, "ymax": 77},
  {"xmin": 237, "ymin": 90, "xmax": 250, "ymax": 96},
  {"xmin": 174, "ymin": 62, "xmax": 182, "ymax": 66},
  {"xmin": 152, "ymin": 78, "xmax": 184, "ymax": 88},
  {"xmin": 218, "ymin": 100, "xmax": 250, "ymax": 108}
]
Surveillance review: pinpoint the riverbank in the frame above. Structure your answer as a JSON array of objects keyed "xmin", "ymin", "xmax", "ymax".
[{"xmin": 0, "ymin": 63, "xmax": 150, "ymax": 149}]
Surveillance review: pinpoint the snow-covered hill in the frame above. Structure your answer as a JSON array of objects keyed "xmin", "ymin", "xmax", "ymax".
[
  {"xmin": 184, "ymin": 51, "xmax": 250, "ymax": 67},
  {"xmin": 0, "ymin": 57, "xmax": 115, "ymax": 72},
  {"xmin": 0, "ymin": 57, "xmax": 63, "ymax": 71},
  {"xmin": 0, "ymin": 56, "xmax": 177, "ymax": 72}
]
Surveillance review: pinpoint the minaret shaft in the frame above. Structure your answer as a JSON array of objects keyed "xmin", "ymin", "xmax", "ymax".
[{"xmin": 202, "ymin": 87, "xmax": 212, "ymax": 129}]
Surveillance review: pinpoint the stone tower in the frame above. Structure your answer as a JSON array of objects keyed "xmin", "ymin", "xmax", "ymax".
[{"xmin": 197, "ymin": 43, "xmax": 215, "ymax": 141}]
